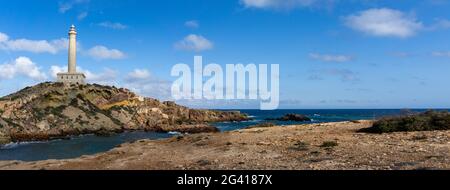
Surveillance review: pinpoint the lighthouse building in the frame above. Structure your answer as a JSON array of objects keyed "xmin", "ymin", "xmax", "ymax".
[{"xmin": 57, "ymin": 25, "xmax": 86, "ymax": 84}]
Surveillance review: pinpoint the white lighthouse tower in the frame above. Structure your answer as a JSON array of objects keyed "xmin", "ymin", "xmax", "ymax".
[{"xmin": 57, "ymin": 25, "xmax": 86, "ymax": 84}]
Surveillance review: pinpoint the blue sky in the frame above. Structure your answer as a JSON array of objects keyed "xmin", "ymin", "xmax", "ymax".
[{"xmin": 1, "ymin": 0, "xmax": 450, "ymax": 109}]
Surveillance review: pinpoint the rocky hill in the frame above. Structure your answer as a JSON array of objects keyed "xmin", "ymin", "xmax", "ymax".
[{"xmin": 0, "ymin": 82, "xmax": 248, "ymax": 144}]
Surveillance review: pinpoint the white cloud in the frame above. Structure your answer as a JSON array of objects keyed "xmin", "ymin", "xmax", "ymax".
[
  {"xmin": 344, "ymin": 8, "xmax": 423, "ymax": 38},
  {"xmin": 389, "ymin": 51, "xmax": 415, "ymax": 58},
  {"xmin": 240, "ymin": 0, "xmax": 318, "ymax": 10},
  {"xmin": 309, "ymin": 53, "xmax": 352, "ymax": 62},
  {"xmin": 124, "ymin": 69, "xmax": 171, "ymax": 100},
  {"xmin": 59, "ymin": 0, "xmax": 90, "ymax": 13},
  {"xmin": 432, "ymin": 51, "xmax": 450, "ymax": 57},
  {"xmin": 176, "ymin": 99, "xmax": 267, "ymax": 109},
  {"xmin": 0, "ymin": 32, "xmax": 68, "ymax": 54},
  {"xmin": 0, "ymin": 32, "xmax": 8, "ymax": 42},
  {"xmin": 77, "ymin": 12, "xmax": 88, "ymax": 20},
  {"xmin": 86, "ymin": 45, "xmax": 126, "ymax": 60},
  {"xmin": 98, "ymin": 22, "xmax": 128, "ymax": 30},
  {"xmin": 0, "ymin": 57, "xmax": 47, "ymax": 80},
  {"xmin": 185, "ymin": 20, "xmax": 199, "ymax": 29},
  {"xmin": 50, "ymin": 66, "xmax": 170, "ymax": 99},
  {"xmin": 84, "ymin": 68, "xmax": 118, "ymax": 85},
  {"xmin": 326, "ymin": 69, "xmax": 359, "ymax": 82},
  {"xmin": 430, "ymin": 19, "xmax": 450, "ymax": 30},
  {"xmin": 50, "ymin": 38, "xmax": 71, "ymax": 50},
  {"xmin": 309, "ymin": 69, "xmax": 359, "ymax": 82},
  {"xmin": 436, "ymin": 19, "xmax": 450, "ymax": 28},
  {"xmin": 126, "ymin": 69, "xmax": 151, "ymax": 81},
  {"xmin": 437, "ymin": 19, "xmax": 450, "ymax": 28},
  {"xmin": 174, "ymin": 34, "xmax": 213, "ymax": 52},
  {"xmin": 50, "ymin": 65, "xmax": 66, "ymax": 78},
  {"xmin": 2, "ymin": 39, "xmax": 59, "ymax": 54}
]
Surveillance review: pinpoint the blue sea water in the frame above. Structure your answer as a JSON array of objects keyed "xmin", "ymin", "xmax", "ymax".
[
  {"xmin": 0, "ymin": 109, "xmax": 446, "ymax": 161},
  {"xmin": 0, "ymin": 131, "xmax": 173, "ymax": 161},
  {"xmin": 214, "ymin": 109, "xmax": 429, "ymax": 131}
]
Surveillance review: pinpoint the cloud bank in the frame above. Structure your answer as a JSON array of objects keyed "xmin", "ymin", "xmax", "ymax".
[
  {"xmin": 0, "ymin": 57, "xmax": 47, "ymax": 80},
  {"xmin": 0, "ymin": 32, "xmax": 68, "ymax": 54},
  {"xmin": 309, "ymin": 53, "xmax": 352, "ymax": 62},
  {"xmin": 344, "ymin": 8, "xmax": 423, "ymax": 38},
  {"xmin": 240, "ymin": 0, "xmax": 318, "ymax": 10},
  {"xmin": 86, "ymin": 45, "xmax": 126, "ymax": 60},
  {"xmin": 98, "ymin": 22, "xmax": 128, "ymax": 30},
  {"xmin": 174, "ymin": 34, "xmax": 213, "ymax": 52}
]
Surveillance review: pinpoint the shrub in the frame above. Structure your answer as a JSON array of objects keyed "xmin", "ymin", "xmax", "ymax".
[
  {"xmin": 360, "ymin": 110, "xmax": 450, "ymax": 134},
  {"xmin": 33, "ymin": 107, "xmax": 47, "ymax": 120},
  {"xmin": 49, "ymin": 105, "xmax": 67, "ymax": 117},
  {"xmin": 320, "ymin": 141, "xmax": 338, "ymax": 148},
  {"xmin": 246, "ymin": 122, "xmax": 276, "ymax": 129},
  {"xmin": 411, "ymin": 135, "xmax": 428, "ymax": 141}
]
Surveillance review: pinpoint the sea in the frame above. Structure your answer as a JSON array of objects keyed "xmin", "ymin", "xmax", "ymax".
[{"xmin": 0, "ymin": 109, "xmax": 446, "ymax": 161}]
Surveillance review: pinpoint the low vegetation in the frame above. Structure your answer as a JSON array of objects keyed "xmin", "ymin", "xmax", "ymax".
[
  {"xmin": 320, "ymin": 141, "xmax": 338, "ymax": 148},
  {"xmin": 360, "ymin": 110, "xmax": 450, "ymax": 134},
  {"xmin": 246, "ymin": 122, "xmax": 276, "ymax": 129}
]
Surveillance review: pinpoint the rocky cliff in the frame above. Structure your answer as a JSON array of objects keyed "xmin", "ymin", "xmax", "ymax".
[{"xmin": 0, "ymin": 82, "xmax": 248, "ymax": 144}]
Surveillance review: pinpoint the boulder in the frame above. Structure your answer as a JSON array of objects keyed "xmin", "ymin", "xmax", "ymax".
[{"xmin": 0, "ymin": 132, "xmax": 11, "ymax": 145}]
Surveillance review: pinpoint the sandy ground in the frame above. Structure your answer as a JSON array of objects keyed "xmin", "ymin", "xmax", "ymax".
[{"xmin": 0, "ymin": 121, "xmax": 449, "ymax": 170}]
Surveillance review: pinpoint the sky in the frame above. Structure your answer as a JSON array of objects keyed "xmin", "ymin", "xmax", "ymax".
[{"xmin": 1, "ymin": 0, "xmax": 450, "ymax": 109}]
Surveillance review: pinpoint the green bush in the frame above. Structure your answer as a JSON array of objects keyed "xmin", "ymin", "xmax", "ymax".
[
  {"xmin": 49, "ymin": 105, "xmax": 67, "ymax": 117},
  {"xmin": 360, "ymin": 110, "xmax": 450, "ymax": 133}
]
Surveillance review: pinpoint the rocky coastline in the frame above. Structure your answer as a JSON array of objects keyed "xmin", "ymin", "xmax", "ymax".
[
  {"xmin": 0, "ymin": 82, "xmax": 248, "ymax": 145},
  {"xmin": 1, "ymin": 120, "xmax": 448, "ymax": 170}
]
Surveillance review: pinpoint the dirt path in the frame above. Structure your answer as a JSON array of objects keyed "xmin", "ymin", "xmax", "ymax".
[{"xmin": 0, "ymin": 121, "xmax": 449, "ymax": 170}]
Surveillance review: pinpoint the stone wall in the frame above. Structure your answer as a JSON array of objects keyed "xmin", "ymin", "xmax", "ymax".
[{"xmin": 57, "ymin": 73, "xmax": 86, "ymax": 84}]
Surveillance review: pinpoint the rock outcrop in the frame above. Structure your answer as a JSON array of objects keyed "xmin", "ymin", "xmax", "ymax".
[
  {"xmin": 0, "ymin": 82, "xmax": 248, "ymax": 144},
  {"xmin": 266, "ymin": 114, "xmax": 311, "ymax": 122}
]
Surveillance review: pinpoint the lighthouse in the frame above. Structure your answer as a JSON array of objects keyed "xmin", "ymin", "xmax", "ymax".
[{"xmin": 57, "ymin": 25, "xmax": 86, "ymax": 84}]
